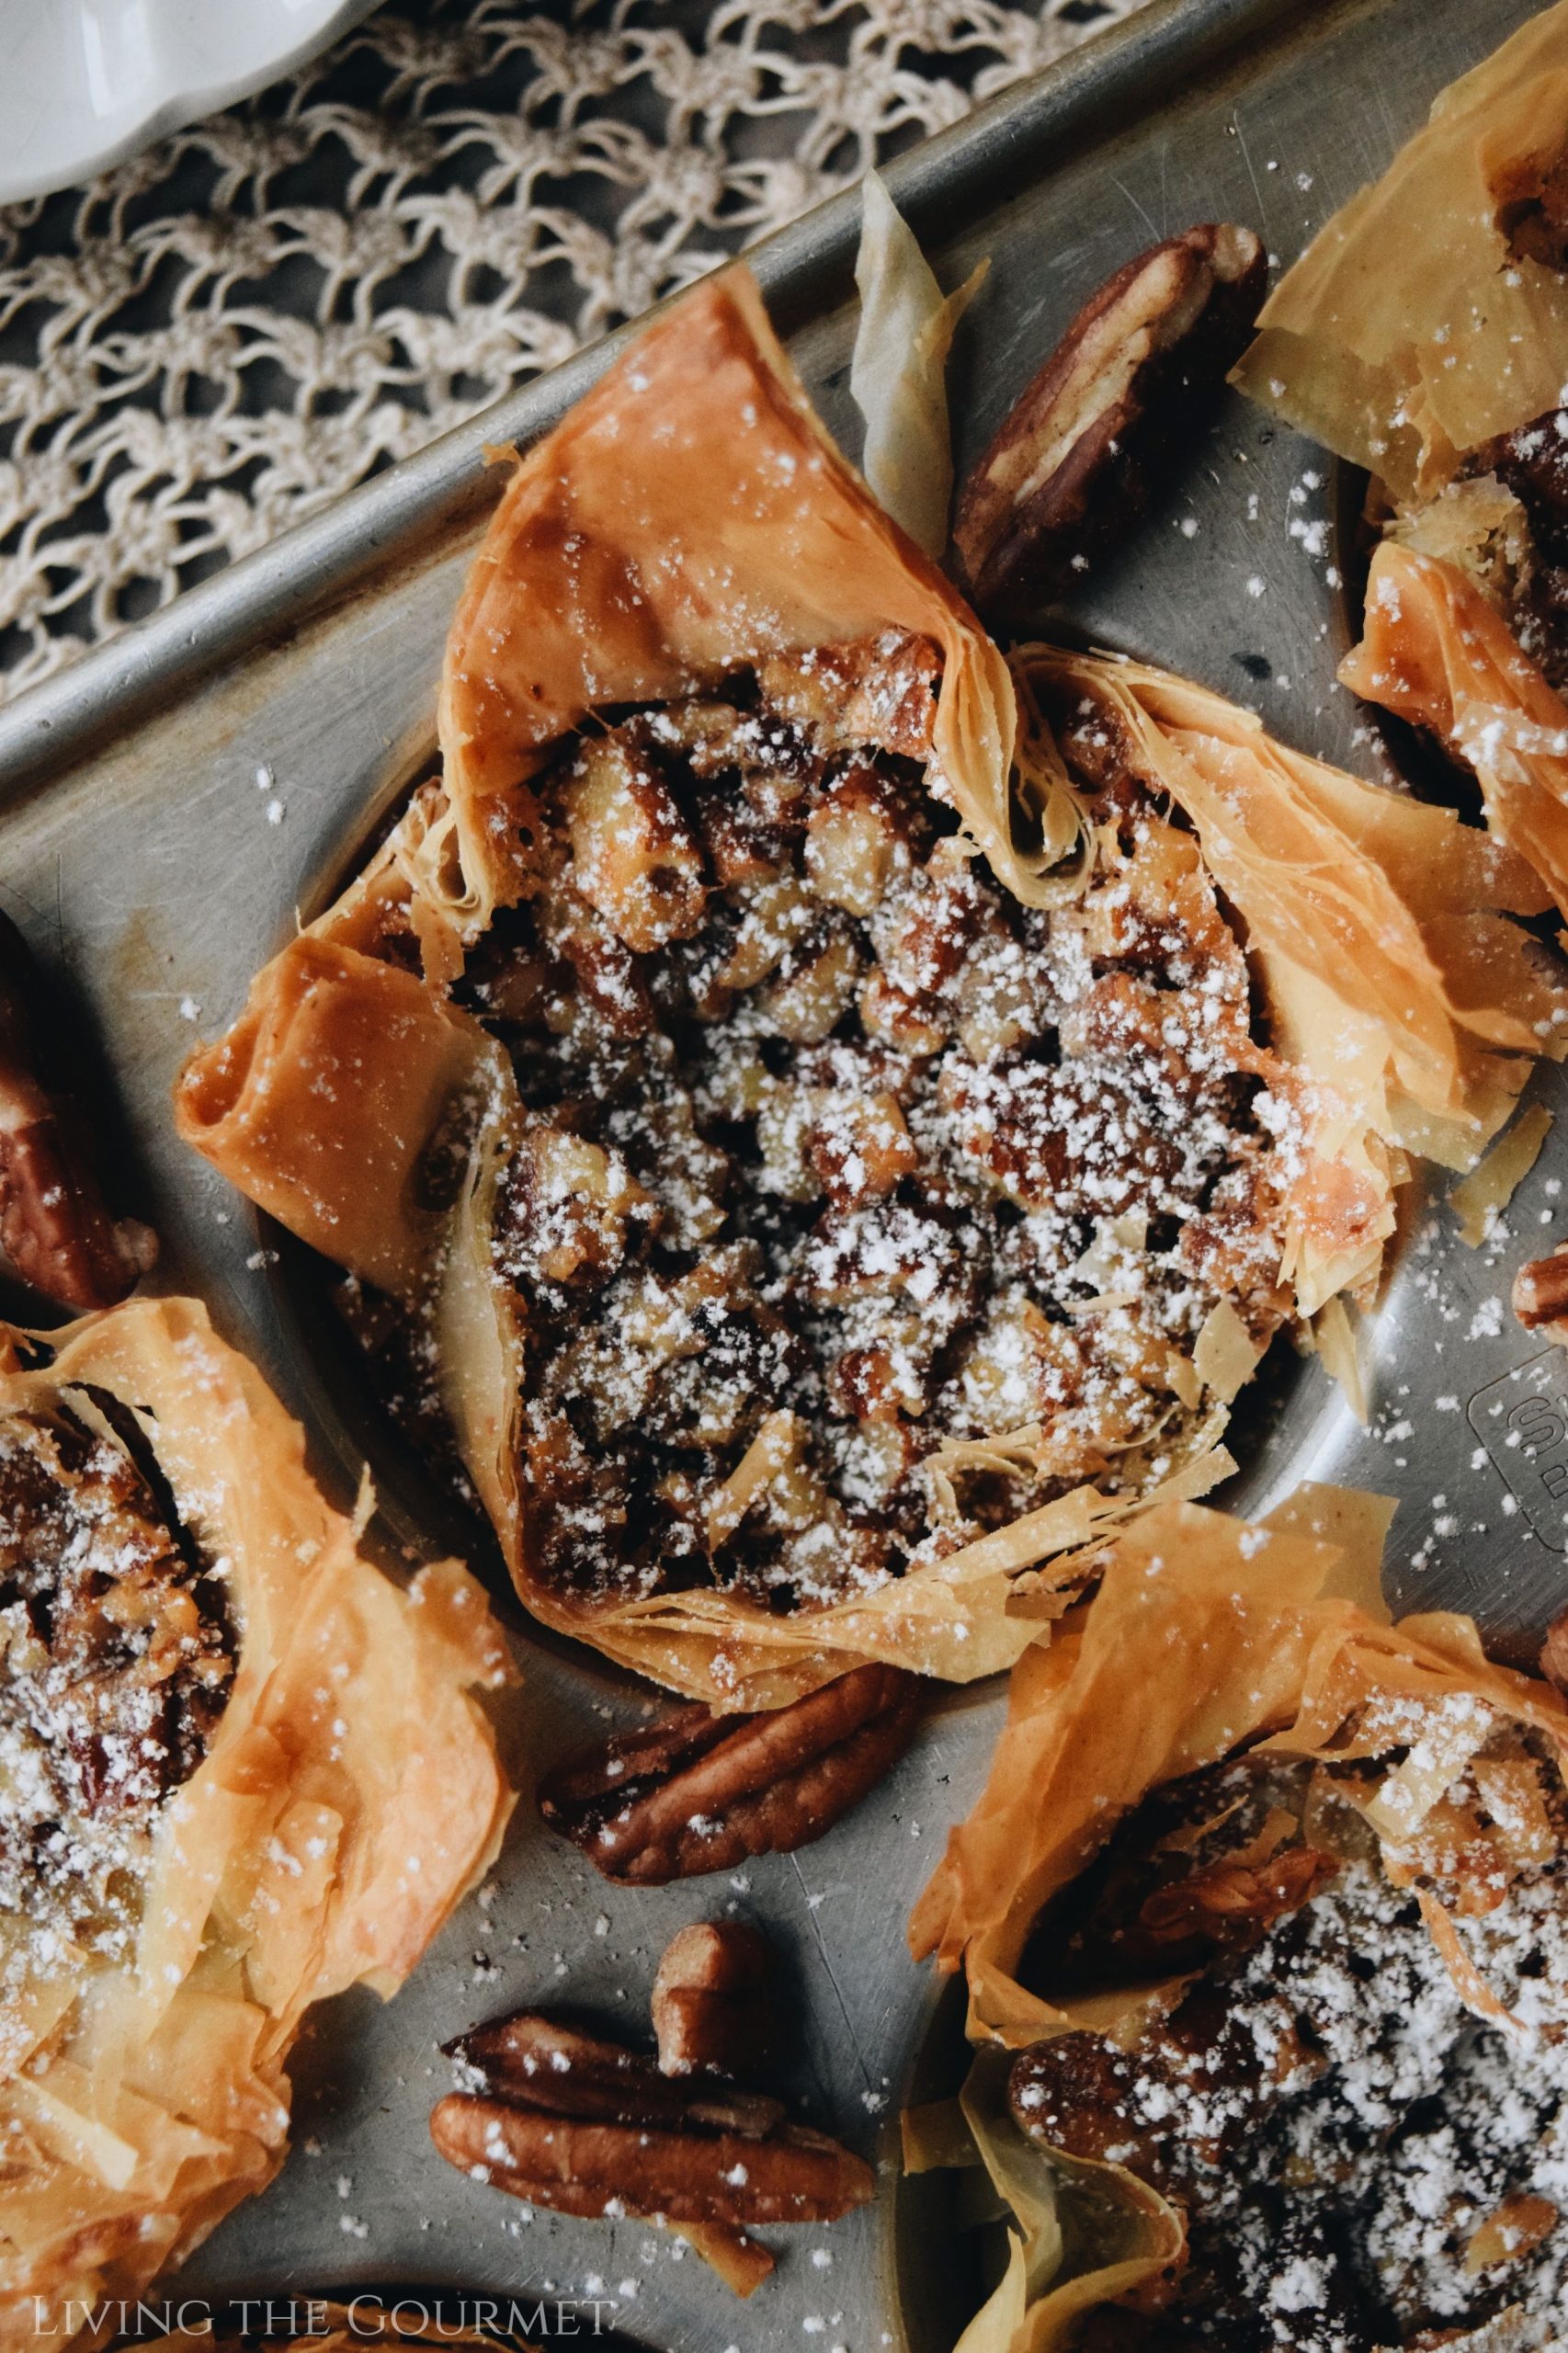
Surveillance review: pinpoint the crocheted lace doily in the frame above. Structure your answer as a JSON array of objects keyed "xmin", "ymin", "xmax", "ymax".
[{"xmin": 0, "ymin": 0, "xmax": 1145, "ymax": 703}]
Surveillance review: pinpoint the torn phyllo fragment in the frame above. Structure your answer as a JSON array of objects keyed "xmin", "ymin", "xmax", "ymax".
[
  {"xmin": 910, "ymin": 1488, "xmax": 1568, "ymax": 2352},
  {"xmin": 0, "ymin": 1296, "xmax": 513, "ymax": 2348},
  {"xmin": 176, "ymin": 267, "xmax": 1568, "ymax": 1709}
]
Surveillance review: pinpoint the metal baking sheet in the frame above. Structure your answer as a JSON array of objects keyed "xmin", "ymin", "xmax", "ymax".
[{"xmin": 3, "ymin": 0, "xmax": 1562, "ymax": 2343}]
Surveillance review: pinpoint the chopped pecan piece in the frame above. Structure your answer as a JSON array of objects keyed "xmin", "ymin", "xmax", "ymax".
[
  {"xmin": 806, "ymin": 1088, "xmax": 918, "ymax": 1210},
  {"xmin": 495, "ymin": 1121, "xmax": 651, "ymax": 1290},
  {"xmin": 538, "ymin": 1661, "xmax": 924, "ymax": 1884},
  {"xmin": 653, "ymin": 1920, "xmax": 772, "ymax": 2077},
  {"xmin": 756, "ymin": 632, "xmax": 941, "ymax": 760},
  {"xmin": 1009, "ymin": 2030, "xmax": 1169, "ymax": 2176},
  {"xmin": 804, "ymin": 767, "xmax": 923, "ymax": 916},
  {"xmin": 1465, "ymin": 2191, "xmax": 1560, "ymax": 2275},
  {"xmin": 0, "ymin": 913, "xmax": 155, "ymax": 1312},
  {"xmin": 954, "ymin": 222, "xmax": 1266, "ymax": 618},
  {"xmin": 562, "ymin": 730, "xmax": 708, "ymax": 954},
  {"xmin": 431, "ymin": 2008, "xmax": 872, "ymax": 2241},
  {"xmin": 1136, "ymin": 1843, "xmax": 1338, "ymax": 1948},
  {"xmin": 1514, "ymin": 1244, "xmax": 1568, "ymax": 1341}
]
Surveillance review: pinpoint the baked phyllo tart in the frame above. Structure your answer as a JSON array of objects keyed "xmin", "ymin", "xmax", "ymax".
[
  {"xmin": 910, "ymin": 1489, "xmax": 1568, "ymax": 2351},
  {"xmin": 0, "ymin": 1296, "xmax": 513, "ymax": 2345},
  {"xmin": 1234, "ymin": 3, "xmax": 1568, "ymax": 918},
  {"xmin": 176, "ymin": 267, "xmax": 1563, "ymax": 1709}
]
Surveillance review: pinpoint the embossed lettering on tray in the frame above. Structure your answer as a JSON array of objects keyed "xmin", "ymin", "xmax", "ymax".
[{"xmin": 1469, "ymin": 1350, "xmax": 1568, "ymax": 1550}]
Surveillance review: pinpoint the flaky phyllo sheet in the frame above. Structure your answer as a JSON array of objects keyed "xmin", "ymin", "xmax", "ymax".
[
  {"xmin": 908, "ymin": 1489, "xmax": 1568, "ymax": 2353},
  {"xmin": 0, "ymin": 1297, "xmax": 513, "ymax": 2347},
  {"xmin": 174, "ymin": 266, "xmax": 1568, "ymax": 1710}
]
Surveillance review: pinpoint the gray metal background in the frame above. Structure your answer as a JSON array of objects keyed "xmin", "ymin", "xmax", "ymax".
[{"xmin": 3, "ymin": 0, "xmax": 1563, "ymax": 2343}]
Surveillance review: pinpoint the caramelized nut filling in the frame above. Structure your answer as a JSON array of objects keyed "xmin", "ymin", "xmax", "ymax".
[
  {"xmin": 1014, "ymin": 1736, "xmax": 1568, "ymax": 2351},
  {"xmin": 353, "ymin": 632, "xmax": 1301, "ymax": 1617},
  {"xmin": 0, "ymin": 1405, "xmax": 233, "ymax": 1973}
]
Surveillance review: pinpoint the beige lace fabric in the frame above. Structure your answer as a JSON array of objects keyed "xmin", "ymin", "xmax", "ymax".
[{"xmin": 0, "ymin": 0, "xmax": 1143, "ymax": 703}]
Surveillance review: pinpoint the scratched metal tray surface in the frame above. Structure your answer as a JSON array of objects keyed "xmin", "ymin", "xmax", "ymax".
[{"xmin": 4, "ymin": 0, "xmax": 1564, "ymax": 2343}]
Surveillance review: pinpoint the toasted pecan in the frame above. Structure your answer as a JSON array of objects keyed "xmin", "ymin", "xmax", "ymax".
[
  {"xmin": 954, "ymin": 222, "xmax": 1265, "ymax": 618},
  {"xmin": 0, "ymin": 911, "xmax": 154, "ymax": 1312},
  {"xmin": 1137, "ymin": 1844, "xmax": 1338, "ymax": 1948},
  {"xmin": 653, "ymin": 1920, "xmax": 772, "ymax": 2077},
  {"xmin": 538, "ymin": 1661, "xmax": 925, "ymax": 1884},
  {"xmin": 449, "ymin": 2010, "xmax": 784, "ymax": 2137},
  {"xmin": 432, "ymin": 2007, "xmax": 873, "ymax": 2237},
  {"xmin": 430, "ymin": 2094, "xmax": 869, "ymax": 2227}
]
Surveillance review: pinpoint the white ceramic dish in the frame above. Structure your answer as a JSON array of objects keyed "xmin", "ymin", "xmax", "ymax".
[{"xmin": 0, "ymin": 0, "xmax": 382, "ymax": 206}]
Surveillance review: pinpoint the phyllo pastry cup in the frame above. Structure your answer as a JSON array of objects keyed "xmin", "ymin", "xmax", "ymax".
[
  {"xmin": 910, "ymin": 1488, "xmax": 1568, "ymax": 2351},
  {"xmin": 176, "ymin": 266, "xmax": 1564, "ymax": 1711},
  {"xmin": 0, "ymin": 1296, "xmax": 514, "ymax": 2347},
  {"xmin": 1233, "ymin": 3, "xmax": 1568, "ymax": 926}
]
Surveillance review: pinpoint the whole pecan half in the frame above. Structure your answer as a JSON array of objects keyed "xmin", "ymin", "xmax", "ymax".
[
  {"xmin": 538, "ymin": 1660, "xmax": 925, "ymax": 1884},
  {"xmin": 1513, "ymin": 1245, "xmax": 1568, "ymax": 1342},
  {"xmin": 0, "ymin": 912, "xmax": 155, "ymax": 1312},
  {"xmin": 449, "ymin": 2010, "xmax": 784, "ymax": 2138},
  {"xmin": 954, "ymin": 222, "xmax": 1266, "ymax": 619},
  {"xmin": 653, "ymin": 1920, "xmax": 772, "ymax": 2077},
  {"xmin": 431, "ymin": 2010, "xmax": 873, "ymax": 2234}
]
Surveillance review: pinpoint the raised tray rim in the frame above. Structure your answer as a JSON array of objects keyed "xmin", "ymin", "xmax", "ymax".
[{"xmin": 0, "ymin": 0, "xmax": 1316, "ymax": 803}]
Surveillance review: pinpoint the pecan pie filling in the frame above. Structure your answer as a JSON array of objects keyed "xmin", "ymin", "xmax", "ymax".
[
  {"xmin": 347, "ymin": 631, "xmax": 1300, "ymax": 1618},
  {"xmin": 0, "ymin": 1404, "xmax": 233, "ymax": 1976},
  {"xmin": 1010, "ymin": 1733, "xmax": 1568, "ymax": 2351}
]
